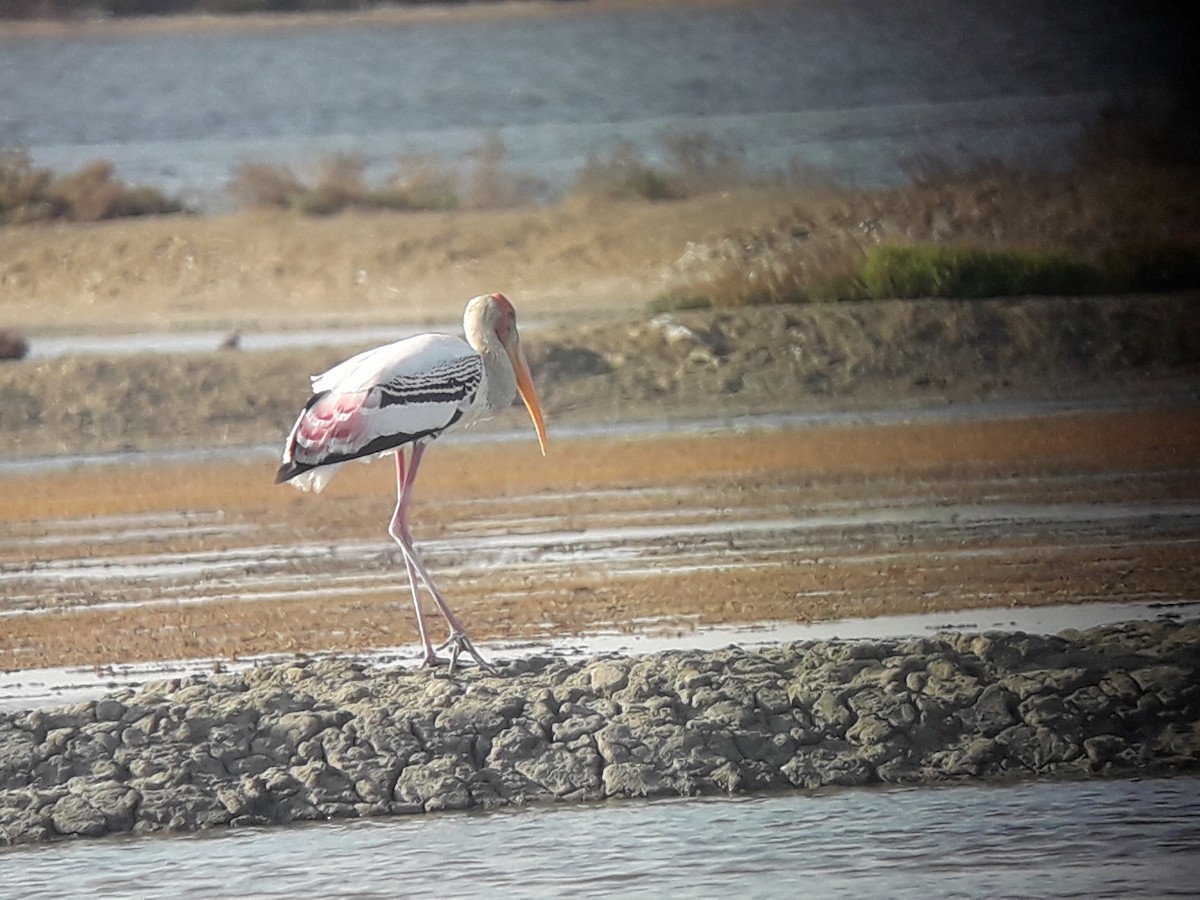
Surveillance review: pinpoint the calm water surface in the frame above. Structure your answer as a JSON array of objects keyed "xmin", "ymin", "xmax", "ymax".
[
  {"xmin": 0, "ymin": 0, "xmax": 1182, "ymax": 206},
  {"xmin": 4, "ymin": 776, "xmax": 1199, "ymax": 898}
]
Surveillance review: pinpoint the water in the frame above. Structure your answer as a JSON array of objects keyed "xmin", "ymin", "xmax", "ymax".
[
  {"xmin": 0, "ymin": 0, "xmax": 1182, "ymax": 207},
  {"xmin": 21, "ymin": 323, "xmax": 453, "ymax": 361},
  {"xmin": 3, "ymin": 777, "xmax": 1198, "ymax": 898}
]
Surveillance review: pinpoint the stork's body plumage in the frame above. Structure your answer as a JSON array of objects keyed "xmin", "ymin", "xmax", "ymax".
[
  {"xmin": 276, "ymin": 332, "xmax": 486, "ymax": 493},
  {"xmin": 275, "ymin": 293, "xmax": 547, "ymax": 670}
]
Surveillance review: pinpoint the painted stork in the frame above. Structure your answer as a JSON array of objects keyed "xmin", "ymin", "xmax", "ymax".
[{"xmin": 275, "ymin": 292, "xmax": 548, "ymax": 671}]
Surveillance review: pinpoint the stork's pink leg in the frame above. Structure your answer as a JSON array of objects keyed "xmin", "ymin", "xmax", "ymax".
[
  {"xmin": 390, "ymin": 449, "xmax": 438, "ymax": 665},
  {"xmin": 386, "ymin": 443, "xmax": 493, "ymax": 673}
]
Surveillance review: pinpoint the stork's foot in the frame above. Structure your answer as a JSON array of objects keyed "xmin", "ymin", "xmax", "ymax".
[
  {"xmin": 420, "ymin": 632, "xmax": 496, "ymax": 674},
  {"xmin": 418, "ymin": 649, "xmax": 446, "ymax": 668}
]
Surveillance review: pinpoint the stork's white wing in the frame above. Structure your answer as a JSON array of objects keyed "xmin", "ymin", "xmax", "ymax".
[{"xmin": 311, "ymin": 333, "xmax": 474, "ymax": 393}]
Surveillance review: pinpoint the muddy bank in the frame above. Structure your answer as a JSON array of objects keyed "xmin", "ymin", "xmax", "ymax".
[
  {"xmin": 1, "ymin": 621, "xmax": 1197, "ymax": 846},
  {"xmin": 2, "ymin": 292, "xmax": 1198, "ymax": 459}
]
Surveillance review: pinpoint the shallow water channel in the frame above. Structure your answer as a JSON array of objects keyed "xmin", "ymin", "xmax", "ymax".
[{"xmin": 6, "ymin": 776, "xmax": 1198, "ymax": 898}]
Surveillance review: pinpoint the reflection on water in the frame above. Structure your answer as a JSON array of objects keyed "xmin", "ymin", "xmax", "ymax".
[
  {"xmin": 0, "ymin": 0, "xmax": 1179, "ymax": 205},
  {"xmin": 7, "ymin": 776, "xmax": 1199, "ymax": 898},
  {"xmin": 5, "ymin": 449, "xmax": 1197, "ymax": 623}
]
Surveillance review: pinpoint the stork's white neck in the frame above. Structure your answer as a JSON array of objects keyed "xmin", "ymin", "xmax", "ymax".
[{"xmin": 478, "ymin": 340, "xmax": 517, "ymax": 413}]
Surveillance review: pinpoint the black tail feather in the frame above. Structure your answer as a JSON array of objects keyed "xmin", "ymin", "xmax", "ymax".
[
  {"xmin": 274, "ymin": 459, "xmax": 314, "ymax": 484},
  {"xmin": 273, "ymin": 420, "xmax": 456, "ymax": 486}
]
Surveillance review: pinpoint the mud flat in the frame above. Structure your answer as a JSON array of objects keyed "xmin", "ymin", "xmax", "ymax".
[
  {"xmin": 4, "ymin": 405, "xmax": 1200, "ymax": 672},
  {"xmin": 0, "ymin": 620, "xmax": 1197, "ymax": 845}
]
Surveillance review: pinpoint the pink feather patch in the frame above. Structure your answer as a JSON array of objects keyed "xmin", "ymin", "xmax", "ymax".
[{"xmin": 296, "ymin": 392, "xmax": 371, "ymax": 455}]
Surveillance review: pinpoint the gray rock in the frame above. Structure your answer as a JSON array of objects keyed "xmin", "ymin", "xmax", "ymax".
[
  {"xmin": 79, "ymin": 781, "xmax": 139, "ymax": 832},
  {"xmin": 961, "ymin": 684, "xmax": 1018, "ymax": 737},
  {"xmin": 516, "ymin": 744, "xmax": 603, "ymax": 799},
  {"xmin": 603, "ymin": 761, "xmax": 671, "ymax": 797},
  {"xmin": 0, "ymin": 621, "xmax": 1196, "ymax": 845},
  {"xmin": 782, "ymin": 746, "xmax": 875, "ymax": 789},
  {"xmin": 810, "ymin": 689, "xmax": 855, "ymax": 734},
  {"xmin": 929, "ymin": 735, "xmax": 999, "ymax": 778},
  {"xmin": 49, "ymin": 795, "xmax": 106, "ymax": 837},
  {"xmin": 1082, "ymin": 734, "xmax": 1137, "ymax": 771},
  {"xmin": 0, "ymin": 729, "xmax": 37, "ymax": 790},
  {"xmin": 588, "ymin": 660, "xmax": 630, "ymax": 695},
  {"xmin": 393, "ymin": 756, "xmax": 475, "ymax": 812},
  {"xmin": 1129, "ymin": 665, "xmax": 1193, "ymax": 698},
  {"xmin": 996, "ymin": 724, "xmax": 1082, "ymax": 770},
  {"xmin": 1003, "ymin": 667, "xmax": 1093, "ymax": 700}
]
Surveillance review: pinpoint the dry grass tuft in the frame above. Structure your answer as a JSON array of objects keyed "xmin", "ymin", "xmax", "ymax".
[
  {"xmin": 228, "ymin": 134, "xmax": 549, "ymax": 214},
  {"xmin": 571, "ymin": 132, "xmax": 751, "ymax": 202},
  {"xmin": 226, "ymin": 161, "xmax": 307, "ymax": 209},
  {"xmin": 462, "ymin": 133, "xmax": 551, "ymax": 209},
  {"xmin": 0, "ymin": 150, "xmax": 183, "ymax": 223},
  {"xmin": 573, "ymin": 140, "xmax": 687, "ymax": 202}
]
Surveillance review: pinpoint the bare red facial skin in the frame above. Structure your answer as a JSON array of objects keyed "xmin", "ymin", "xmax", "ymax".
[{"xmin": 489, "ymin": 292, "xmax": 517, "ymax": 341}]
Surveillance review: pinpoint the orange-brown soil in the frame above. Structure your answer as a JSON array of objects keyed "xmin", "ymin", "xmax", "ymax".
[{"xmin": 3, "ymin": 406, "xmax": 1198, "ymax": 672}]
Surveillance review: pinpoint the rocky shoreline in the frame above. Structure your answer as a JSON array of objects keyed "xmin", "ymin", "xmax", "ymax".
[{"xmin": 1, "ymin": 620, "xmax": 1197, "ymax": 846}]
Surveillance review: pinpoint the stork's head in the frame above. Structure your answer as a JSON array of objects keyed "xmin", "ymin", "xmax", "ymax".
[{"xmin": 465, "ymin": 292, "xmax": 548, "ymax": 456}]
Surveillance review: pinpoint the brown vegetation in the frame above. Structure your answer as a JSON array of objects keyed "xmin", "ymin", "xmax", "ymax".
[
  {"xmin": 228, "ymin": 136, "xmax": 550, "ymax": 215},
  {"xmin": 4, "ymin": 91, "xmax": 1199, "ymax": 322},
  {"xmin": 659, "ymin": 162, "xmax": 1200, "ymax": 309},
  {"xmin": 3, "ymin": 150, "xmax": 1199, "ymax": 336},
  {"xmin": 0, "ymin": 150, "xmax": 183, "ymax": 225}
]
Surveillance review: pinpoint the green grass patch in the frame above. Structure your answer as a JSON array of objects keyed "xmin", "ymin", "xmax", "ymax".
[
  {"xmin": 653, "ymin": 241, "xmax": 1200, "ymax": 312},
  {"xmin": 854, "ymin": 245, "xmax": 1104, "ymax": 300}
]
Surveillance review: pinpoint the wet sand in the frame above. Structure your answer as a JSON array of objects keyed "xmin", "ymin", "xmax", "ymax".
[{"xmin": 3, "ymin": 404, "xmax": 1198, "ymax": 673}]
